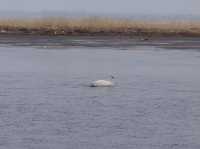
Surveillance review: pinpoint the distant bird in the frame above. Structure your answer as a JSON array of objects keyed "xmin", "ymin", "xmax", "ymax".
[
  {"xmin": 90, "ymin": 76, "xmax": 115, "ymax": 87},
  {"xmin": 141, "ymin": 37, "xmax": 149, "ymax": 41},
  {"xmin": 0, "ymin": 29, "xmax": 7, "ymax": 33}
]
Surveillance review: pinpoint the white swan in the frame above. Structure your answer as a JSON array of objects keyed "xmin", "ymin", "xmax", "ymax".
[{"xmin": 90, "ymin": 76, "xmax": 115, "ymax": 87}]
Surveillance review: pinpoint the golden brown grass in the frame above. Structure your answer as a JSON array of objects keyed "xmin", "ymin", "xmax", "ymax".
[{"xmin": 0, "ymin": 17, "xmax": 200, "ymax": 37}]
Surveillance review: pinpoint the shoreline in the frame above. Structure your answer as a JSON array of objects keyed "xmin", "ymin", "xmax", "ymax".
[
  {"xmin": 1, "ymin": 28, "xmax": 200, "ymax": 37},
  {"xmin": 0, "ymin": 34, "xmax": 200, "ymax": 50}
]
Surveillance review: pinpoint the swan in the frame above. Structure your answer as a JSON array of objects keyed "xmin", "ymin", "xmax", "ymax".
[{"xmin": 90, "ymin": 76, "xmax": 115, "ymax": 87}]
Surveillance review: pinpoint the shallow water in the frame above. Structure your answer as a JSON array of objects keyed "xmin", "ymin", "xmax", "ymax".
[{"xmin": 0, "ymin": 37, "xmax": 200, "ymax": 149}]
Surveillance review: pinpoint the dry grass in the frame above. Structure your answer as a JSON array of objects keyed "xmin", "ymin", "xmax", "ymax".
[{"xmin": 0, "ymin": 17, "xmax": 200, "ymax": 37}]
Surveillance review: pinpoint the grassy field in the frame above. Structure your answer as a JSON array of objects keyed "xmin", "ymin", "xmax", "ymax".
[{"xmin": 0, "ymin": 17, "xmax": 200, "ymax": 37}]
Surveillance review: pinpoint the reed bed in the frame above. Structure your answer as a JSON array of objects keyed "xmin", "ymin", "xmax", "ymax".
[{"xmin": 0, "ymin": 17, "xmax": 200, "ymax": 37}]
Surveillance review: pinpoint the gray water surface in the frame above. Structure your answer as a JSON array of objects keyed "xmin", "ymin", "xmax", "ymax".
[{"xmin": 0, "ymin": 39, "xmax": 200, "ymax": 149}]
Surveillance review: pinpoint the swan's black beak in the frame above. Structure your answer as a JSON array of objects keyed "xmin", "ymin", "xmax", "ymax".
[{"xmin": 111, "ymin": 75, "xmax": 115, "ymax": 79}]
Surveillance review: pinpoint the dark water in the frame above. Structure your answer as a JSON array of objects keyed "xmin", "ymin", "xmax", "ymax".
[{"xmin": 0, "ymin": 37, "xmax": 200, "ymax": 149}]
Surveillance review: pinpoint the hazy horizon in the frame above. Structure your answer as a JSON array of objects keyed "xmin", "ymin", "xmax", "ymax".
[
  {"xmin": 0, "ymin": 11, "xmax": 200, "ymax": 21},
  {"xmin": 0, "ymin": 0, "xmax": 199, "ymax": 16}
]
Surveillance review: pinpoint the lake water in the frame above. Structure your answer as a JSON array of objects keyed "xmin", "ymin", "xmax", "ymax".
[{"xmin": 0, "ymin": 36, "xmax": 200, "ymax": 149}]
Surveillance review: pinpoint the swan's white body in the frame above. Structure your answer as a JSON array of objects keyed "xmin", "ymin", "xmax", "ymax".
[{"xmin": 90, "ymin": 80, "xmax": 114, "ymax": 87}]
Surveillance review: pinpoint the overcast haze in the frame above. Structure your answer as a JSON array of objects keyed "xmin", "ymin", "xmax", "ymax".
[{"xmin": 0, "ymin": 0, "xmax": 200, "ymax": 15}]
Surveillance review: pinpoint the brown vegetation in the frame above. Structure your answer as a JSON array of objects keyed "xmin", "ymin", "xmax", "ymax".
[{"xmin": 0, "ymin": 17, "xmax": 200, "ymax": 37}]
